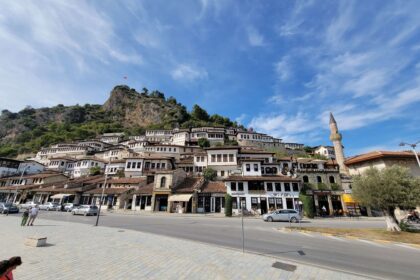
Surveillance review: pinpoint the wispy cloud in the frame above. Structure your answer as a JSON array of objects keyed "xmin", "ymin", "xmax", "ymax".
[
  {"xmin": 247, "ymin": 26, "xmax": 265, "ymax": 47},
  {"xmin": 275, "ymin": 56, "xmax": 292, "ymax": 81},
  {"xmin": 171, "ymin": 64, "xmax": 208, "ymax": 82}
]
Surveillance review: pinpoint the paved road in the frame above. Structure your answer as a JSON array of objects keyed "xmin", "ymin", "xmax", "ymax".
[{"xmin": 29, "ymin": 211, "xmax": 420, "ymax": 280}]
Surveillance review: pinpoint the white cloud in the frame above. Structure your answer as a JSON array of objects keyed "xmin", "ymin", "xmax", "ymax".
[
  {"xmin": 268, "ymin": 95, "xmax": 286, "ymax": 105},
  {"xmin": 248, "ymin": 112, "xmax": 319, "ymax": 142},
  {"xmin": 247, "ymin": 26, "xmax": 265, "ymax": 47},
  {"xmin": 235, "ymin": 114, "xmax": 247, "ymax": 125},
  {"xmin": 275, "ymin": 56, "xmax": 291, "ymax": 81},
  {"xmin": 171, "ymin": 64, "xmax": 208, "ymax": 82}
]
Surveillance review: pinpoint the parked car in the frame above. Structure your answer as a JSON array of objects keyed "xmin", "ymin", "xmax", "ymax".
[
  {"xmin": 263, "ymin": 209, "xmax": 301, "ymax": 223},
  {"xmin": 63, "ymin": 203, "xmax": 78, "ymax": 212},
  {"xmin": 71, "ymin": 205, "xmax": 99, "ymax": 216},
  {"xmin": 0, "ymin": 202, "xmax": 19, "ymax": 214},
  {"xmin": 39, "ymin": 202, "xmax": 60, "ymax": 211},
  {"xmin": 19, "ymin": 201, "xmax": 37, "ymax": 209}
]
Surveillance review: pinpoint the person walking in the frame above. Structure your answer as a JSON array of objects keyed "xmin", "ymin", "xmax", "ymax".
[
  {"xmin": 0, "ymin": 256, "xmax": 22, "ymax": 280},
  {"xmin": 321, "ymin": 205, "xmax": 327, "ymax": 217},
  {"xmin": 21, "ymin": 208, "xmax": 29, "ymax": 226},
  {"xmin": 27, "ymin": 205, "xmax": 39, "ymax": 226}
]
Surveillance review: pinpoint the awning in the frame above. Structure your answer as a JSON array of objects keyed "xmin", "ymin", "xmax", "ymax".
[
  {"xmin": 342, "ymin": 194, "xmax": 356, "ymax": 203},
  {"xmin": 50, "ymin": 194, "xmax": 72, "ymax": 199},
  {"xmin": 168, "ymin": 194, "xmax": 192, "ymax": 202}
]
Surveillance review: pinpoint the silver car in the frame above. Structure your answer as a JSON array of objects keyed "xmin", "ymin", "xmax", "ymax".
[
  {"xmin": 0, "ymin": 202, "xmax": 19, "ymax": 214},
  {"xmin": 39, "ymin": 202, "xmax": 60, "ymax": 211},
  {"xmin": 263, "ymin": 209, "xmax": 301, "ymax": 223},
  {"xmin": 71, "ymin": 205, "xmax": 99, "ymax": 216},
  {"xmin": 63, "ymin": 203, "xmax": 78, "ymax": 212}
]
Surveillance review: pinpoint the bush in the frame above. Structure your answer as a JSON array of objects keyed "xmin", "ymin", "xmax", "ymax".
[
  {"xmin": 225, "ymin": 194, "xmax": 232, "ymax": 217},
  {"xmin": 198, "ymin": 138, "xmax": 210, "ymax": 148},
  {"xmin": 317, "ymin": 183, "xmax": 328, "ymax": 190},
  {"xmin": 299, "ymin": 194, "xmax": 315, "ymax": 218},
  {"xmin": 330, "ymin": 183, "xmax": 340, "ymax": 191},
  {"xmin": 90, "ymin": 166, "xmax": 101, "ymax": 175},
  {"xmin": 203, "ymin": 168, "xmax": 217, "ymax": 181}
]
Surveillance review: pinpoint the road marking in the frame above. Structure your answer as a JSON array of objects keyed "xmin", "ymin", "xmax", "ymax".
[
  {"xmin": 355, "ymin": 239, "xmax": 387, "ymax": 247},
  {"xmin": 325, "ymin": 235, "xmax": 347, "ymax": 242},
  {"xmin": 393, "ymin": 243, "xmax": 420, "ymax": 251},
  {"xmin": 298, "ymin": 232, "xmax": 315, "ymax": 238}
]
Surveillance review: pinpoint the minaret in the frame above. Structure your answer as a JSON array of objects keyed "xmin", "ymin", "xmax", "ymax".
[{"xmin": 329, "ymin": 112, "xmax": 348, "ymax": 175}]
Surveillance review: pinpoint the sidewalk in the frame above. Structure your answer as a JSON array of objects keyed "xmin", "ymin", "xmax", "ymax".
[
  {"xmin": 107, "ymin": 209, "xmax": 385, "ymax": 221},
  {"xmin": 0, "ymin": 216, "xmax": 368, "ymax": 280}
]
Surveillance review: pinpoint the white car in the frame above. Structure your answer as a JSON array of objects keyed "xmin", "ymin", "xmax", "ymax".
[
  {"xmin": 71, "ymin": 205, "xmax": 99, "ymax": 216},
  {"xmin": 19, "ymin": 201, "xmax": 37, "ymax": 209},
  {"xmin": 263, "ymin": 209, "xmax": 302, "ymax": 223},
  {"xmin": 39, "ymin": 202, "xmax": 60, "ymax": 211},
  {"xmin": 63, "ymin": 203, "xmax": 78, "ymax": 212}
]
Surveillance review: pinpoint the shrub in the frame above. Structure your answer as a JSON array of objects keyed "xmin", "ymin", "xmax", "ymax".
[
  {"xmin": 299, "ymin": 194, "xmax": 315, "ymax": 218},
  {"xmin": 203, "ymin": 168, "xmax": 217, "ymax": 181},
  {"xmin": 225, "ymin": 194, "xmax": 232, "ymax": 217}
]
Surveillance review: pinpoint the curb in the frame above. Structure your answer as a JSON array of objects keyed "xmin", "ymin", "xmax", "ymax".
[{"xmin": 280, "ymin": 227, "xmax": 420, "ymax": 250}]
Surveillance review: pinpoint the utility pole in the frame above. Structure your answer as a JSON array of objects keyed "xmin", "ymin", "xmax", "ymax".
[
  {"xmin": 95, "ymin": 159, "xmax": 111, "ymax": 227},
  {"xmin": 241, "ymin": 200, "xmax": 245, "ymax": 253},
  {"xmin": 399, "ymin": 141, "xmax": 420, "ymax": 168}
]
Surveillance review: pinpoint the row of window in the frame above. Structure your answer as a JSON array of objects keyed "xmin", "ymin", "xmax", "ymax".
[
  {"xmin": 231, "ymin": 182, "xmax": 299, "ymax": 192},
  {"xmin": 195, "ymin": 156, "xmax": 206, "ymax": 162},
  {"xmin": 245, "ymin": 164, "xmax": 259, "ymax": 172},
  {"xmin": 126, "ymin": 161, "xmax": 167, "ymax": 170},
  {"xmin": 210, "ymin": 154, "xmax": 235, "ymax": 163},
  {"xmin": 302, "ymin": 175, "xmax": 336, "ymax": 184}
]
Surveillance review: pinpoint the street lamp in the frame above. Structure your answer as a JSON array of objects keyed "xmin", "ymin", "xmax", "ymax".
[
  {"xmin": 399, "ymin": 141, "xmax": 420, "ymax": 168},
  {"xmin": 95, "ymin": 159, "xmax": 111, "ymax": 227},
  {"xmin": 13, "ymin": 165, "xmax": 30, "ymax": 204}
]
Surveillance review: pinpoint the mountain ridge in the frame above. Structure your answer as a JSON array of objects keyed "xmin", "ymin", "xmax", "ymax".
[{"xmin": 0, "ymin": 85, "xmax": 242, "ymax": 158}]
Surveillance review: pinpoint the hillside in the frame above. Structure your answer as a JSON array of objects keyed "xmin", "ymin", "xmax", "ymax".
[{"xmin": 0, "ymin": 85, "xmax": 241, "ymax": 158}]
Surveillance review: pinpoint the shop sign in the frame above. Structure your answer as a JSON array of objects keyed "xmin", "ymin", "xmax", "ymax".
[
  {"xmin": 344, "ymin": 189, "xmax": 352, "ymax": 194},
  {"xmin": 231, "ymin": 191, "xmax": 245, "ymax": 196},
  {"xmin": 267, "ymin": 192, "xmax": 294, "ymax": 197}
]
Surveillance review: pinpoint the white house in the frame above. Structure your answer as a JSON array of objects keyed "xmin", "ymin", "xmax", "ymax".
[
  {"xmin": 225, "ymin": 175, "xmax": 301, "ymax": 215},
  {"xmin": 313, "ymin": 145, "xmax": 336, "ymax": 159},
  {"xmin": 72, "ymin": 158, "xmax": 106, "ymax": 178},
  {"xmin": 0, "ymin": 158, "xmax": 21, "ymax": 178}
]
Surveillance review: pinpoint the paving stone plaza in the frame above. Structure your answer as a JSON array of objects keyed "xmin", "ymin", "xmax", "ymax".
[{"xmin": 0, "ymin": 216, "xmax": 367, "ymax": 280}]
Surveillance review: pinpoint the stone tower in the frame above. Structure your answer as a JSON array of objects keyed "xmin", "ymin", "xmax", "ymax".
[{"xmin": 329, "ymin": 112, "xmax": 349, "ymax": 175}]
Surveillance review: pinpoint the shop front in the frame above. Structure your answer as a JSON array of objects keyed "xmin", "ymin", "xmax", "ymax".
[{"xmin": 169, "ymin": 194, "xmax": 192, "ymax": 213}]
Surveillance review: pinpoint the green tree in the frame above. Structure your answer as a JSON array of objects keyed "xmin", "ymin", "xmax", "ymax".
[
  {"xmin": 89, "ymin": 166, "xmax": 101, "ymax": 176},
  {"xmin": 198, "ymin": 138, "xmax": 210, "ymax": 148},
  {"xmin": 191, "ymin": 105, "xmax": 209, "ymax": 121},
  {"xmin": 352, "ymin": 165, "xmax": 420, "ymax": 231},
  {"xmin": 224, "ymin": 194, "xmax": 233, "ymax": 217},
  {"xmin": 203, "ymin": 168, "xmax": 217, "ymax": 181}
]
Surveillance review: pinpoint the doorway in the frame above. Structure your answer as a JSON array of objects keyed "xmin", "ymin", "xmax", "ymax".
[
  {"xmin": 155, "ymin": 195, "xmax": 168, "ymax": 211},
  {"xmin": 260, "ymin": 197, "xmax": 267, "ymax": 214}
]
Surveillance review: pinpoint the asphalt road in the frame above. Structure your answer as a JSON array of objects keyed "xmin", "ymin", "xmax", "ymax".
[{"xmin": 22, "ymin": 211, "xmax": 420, "ymax": 280}]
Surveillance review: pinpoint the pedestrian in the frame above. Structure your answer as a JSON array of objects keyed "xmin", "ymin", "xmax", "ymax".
[
  {"xmin": 21, "ymin": 208, "xmax": 29, "ymax": 226},
  {"xmin": 321, "ymin": 205, "xmax": 327, "ymax": 217},
  {"xmin": 27, "ymin": 205, "xmax": 39, "ymax": 226},
  {"xmin": 0, "ymin": 256, "xmax": 22, "ymax": 280}
]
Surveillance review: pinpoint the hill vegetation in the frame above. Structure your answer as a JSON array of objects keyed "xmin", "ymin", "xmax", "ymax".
[{"xmin": 0, "ymin": 85, "xmax": 243, "ymax": 158}]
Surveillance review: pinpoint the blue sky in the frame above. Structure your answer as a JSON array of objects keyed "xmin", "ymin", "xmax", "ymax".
[{"xmin": 0, "ymin": 0, "xmax": 419, "ymax": 156}]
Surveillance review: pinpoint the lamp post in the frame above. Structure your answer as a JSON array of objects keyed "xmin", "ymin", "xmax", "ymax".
[
  {"xmin": 13, "ymin": 165, "xmax": 29, "ymax": 204},
  {"xmin": 399, "ymin": 141, "xmax": 420, "ymax": 168},
  {"xmin": 95, "ymin": 159, "xmax": 111, "ymax": 227}
]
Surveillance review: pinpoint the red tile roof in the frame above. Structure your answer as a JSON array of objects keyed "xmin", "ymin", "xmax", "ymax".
[
  {"xmin": 201, "ymin": 181, "xmax": 226, "ymax": 193},
  {"xmin": 174, "ymin": 177, "xmax": 201, "ymax": 193},
  {"xmin": 344, "ymin": 151, "xmax": 420, "ymax": 165}
]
